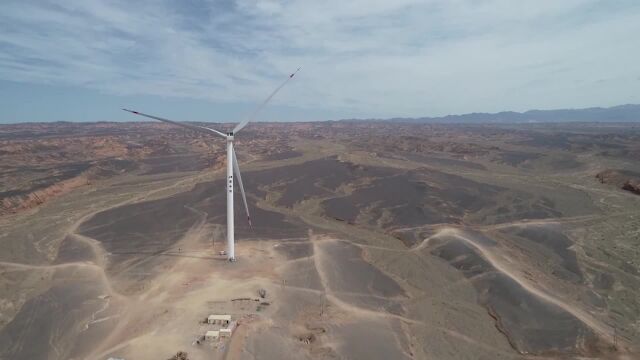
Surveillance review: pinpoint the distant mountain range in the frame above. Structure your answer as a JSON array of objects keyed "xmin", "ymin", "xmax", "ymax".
[{"xmin": 345, "ymin": 104, "xmax": 640, "ymax": 123}]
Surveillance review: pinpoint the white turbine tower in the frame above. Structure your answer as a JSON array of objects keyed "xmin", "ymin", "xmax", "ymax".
[{"xmin": 123, "ymin": 68, "xmax": 300, "ymax": 262}]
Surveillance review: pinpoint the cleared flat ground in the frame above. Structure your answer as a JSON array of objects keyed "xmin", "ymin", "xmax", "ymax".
[{"xmin": 1, "ymin": 122, "xmax": 640, "ymax": 359}]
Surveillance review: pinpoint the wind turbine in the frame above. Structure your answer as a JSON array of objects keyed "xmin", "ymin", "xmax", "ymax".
[{"xmin": 123, "ymin": 68, "xmax": 300, "ymax": 261}]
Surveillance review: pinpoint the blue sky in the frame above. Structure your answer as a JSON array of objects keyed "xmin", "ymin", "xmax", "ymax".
[{"xmin": 1, "ymin": 0, "xmax": 639, "ymax": 123}]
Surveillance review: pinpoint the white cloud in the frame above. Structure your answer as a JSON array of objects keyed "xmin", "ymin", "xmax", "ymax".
[{"xmin": 1, "ymin": 0, "xmax": 639, "ymax": 118}]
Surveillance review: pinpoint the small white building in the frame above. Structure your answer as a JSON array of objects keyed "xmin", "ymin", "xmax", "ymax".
[
  {"xmin": 208, "ymin": 314, "xmax": 231, "ymax": 326},
  {"xmin": 205, "ymin": 330, "xmax": 219, "ymax": 341},
  {"xmin": 219, "ymin": 328, "xmax": 232, "ymax": 338}
]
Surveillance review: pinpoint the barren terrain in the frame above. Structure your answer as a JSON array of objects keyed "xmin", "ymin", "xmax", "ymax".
[{"xmin": 1, "ymin": 121, "xmax": 639, "ymax": 359}]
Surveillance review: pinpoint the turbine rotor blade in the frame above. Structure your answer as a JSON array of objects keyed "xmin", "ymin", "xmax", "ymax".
[
  {"xmin": 122, "ymin": 109, "xmax": 227, "ymax": 138},
  {"xmin": 232, "ymin": 67, "xmax": 301, "ymax": 134},
  {"xmin": 232, "ymin": 147, "xmax": 252, "ymax": 228}
]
